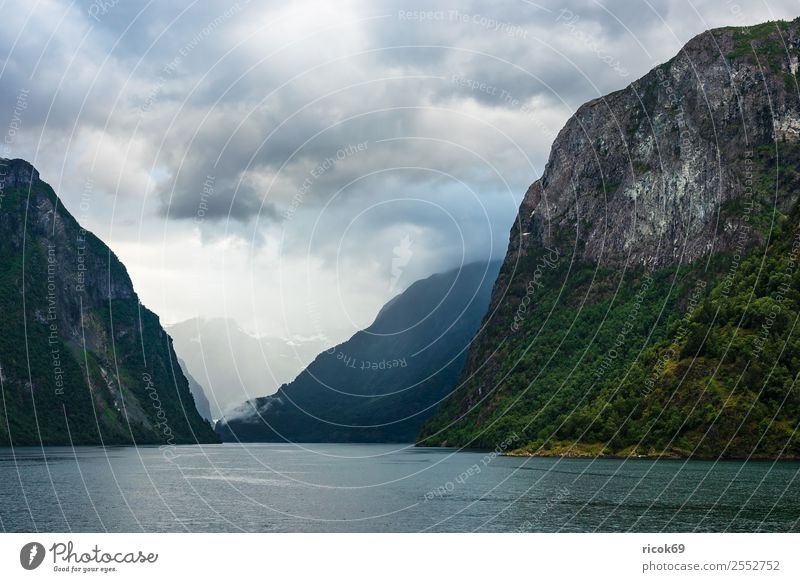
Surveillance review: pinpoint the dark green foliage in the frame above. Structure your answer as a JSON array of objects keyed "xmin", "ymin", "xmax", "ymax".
[
  {"xmin": 723, "ymin": 20, "xmax": 791, "ymax": 64},
  {"xmin": 419, "ymin": 150, "xmax": 800, "ymax": 459},
  {"xmin": 0, "ymin": 160, "xmax": 217, "ymax": 445}
]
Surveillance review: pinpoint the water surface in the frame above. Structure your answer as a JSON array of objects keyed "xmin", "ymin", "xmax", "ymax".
[{"xmin": 1, "ymin": 444, "xmax": 798, "ymax": 532}]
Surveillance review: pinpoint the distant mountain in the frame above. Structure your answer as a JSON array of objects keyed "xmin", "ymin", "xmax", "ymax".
[
  {"xmin": 216, "ymin": 261, "xmax": 502, "ymax": 443},
  {"xmin": 178, "ymin": 357, "xmax": 212, "ymax": 422},
  {"xmin": 167, "ymin": 318, "xmax": 327, "ymax": 418},
  {"xmin": 419, "ymin": 19, "xmax": 800, "ymax": 459},
  {"xmin": 0, "ymin": 158, "xmax": 217, "ymax": 445}
]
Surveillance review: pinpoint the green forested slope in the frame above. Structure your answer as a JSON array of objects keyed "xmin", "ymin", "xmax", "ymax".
[
  {"xmin": 419, "ymin": 21, "xmax": 800, "ymax": 459},
  {"xmin": 0, "ymin": 158, "xmax": 217, "ymax": 445}
]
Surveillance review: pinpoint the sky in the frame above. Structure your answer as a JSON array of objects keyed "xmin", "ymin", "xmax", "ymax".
[{"xmin": 2, "ymin": 0, "xmax": 798, "ymax": 346}]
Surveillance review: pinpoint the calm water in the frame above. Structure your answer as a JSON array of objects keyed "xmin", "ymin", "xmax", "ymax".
[{"xmin": 1, "ymin": 444, "xmax": 798, "ymax": 532}]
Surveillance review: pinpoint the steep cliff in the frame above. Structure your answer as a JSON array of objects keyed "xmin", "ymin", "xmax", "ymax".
[
  {"xmin": 0, "ymin": 158, "xmax": 218, "ymax": 445},
  {"xmin": 419, "ymin": 19, "xmax": 800, "ymax": 458},
  {"xmin": 178, "ymin": 357, "xmax": 213, "ymax": 422}
]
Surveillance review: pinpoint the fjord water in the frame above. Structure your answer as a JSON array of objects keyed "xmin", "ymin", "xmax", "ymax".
[{"xmin": 1, "ymin": 444, "xmax": 798, "ymax": 532}]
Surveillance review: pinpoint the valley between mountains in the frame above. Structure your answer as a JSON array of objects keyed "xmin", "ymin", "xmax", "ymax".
[{"xmin": 2, "ymin": 18, "xmax": 800, "ymax": 460}]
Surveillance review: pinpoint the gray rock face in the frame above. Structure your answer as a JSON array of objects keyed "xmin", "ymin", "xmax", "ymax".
[
  {"xmin": 515, "ymin": 20, "xmax": 800, "ymax": 269},
  {"xmin": 178, "ymin": 357, "xmax": 214, "ymax": 422},
  {"xmin": 0, "ymin": 157, "xmax": 39, "ymax": 190},
  {"xmin": 418, "ymin": 19, "xmax": 800, "ymax": 456}
]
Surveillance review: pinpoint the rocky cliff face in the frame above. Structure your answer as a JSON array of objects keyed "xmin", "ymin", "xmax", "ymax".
[
  {"xmin": 516, "ymin": 20, "xmax": 799, "ymax": 269},
  {"xmin": 419, "ymin": 19, "xmax": 800, "ymax": 458},
  {"xmin": 0, "ymin": 158, "xmax": 218, "ymax": 445},
  {"xmin": 178, "ymin": 357, "xmax": 213, "ymax": 422}
]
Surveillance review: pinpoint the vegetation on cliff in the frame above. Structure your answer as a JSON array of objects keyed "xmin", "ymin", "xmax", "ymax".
[
  {"xmin": 0, "ymin": 158, "xmax": 218, "ymax": 445},
  {"xmin": 418, "ymin": 19, "xmax": 800, "ymax": 459}
]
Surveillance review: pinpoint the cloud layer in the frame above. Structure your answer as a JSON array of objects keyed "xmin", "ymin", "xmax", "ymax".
[{"xmin": 2, "ymin": 0, "xmax": 798, "ymax": 341}]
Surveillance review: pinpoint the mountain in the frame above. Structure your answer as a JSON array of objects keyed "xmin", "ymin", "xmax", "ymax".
[
  {"xmin": 167, "ymin": 318, "xmax": 327, "ymax": 418},
  {"xmin": 418, "ymin": 19, "xmax": 800, "ymax": 459},
  {"xmin": 0, "ymin": 158, "xmax": 218, "ymax": 445},
  {"xmin": 178, "ymin": 357, "xmax": 213, "ymax": 422},
  {"xmin": 216, "ymin": 261, "xmax": 501, "ymax": 442}
]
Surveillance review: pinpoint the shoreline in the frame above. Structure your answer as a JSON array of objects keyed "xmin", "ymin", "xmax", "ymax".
[
  {"xmin": 3, "ymin": 441, "xmax": 798, "ymax": 461},
  {"xmin": 503, "ymin": 449, "xmax": 800, "ymax": 461},
  {"xmin": 416, "ymin": 442, "xmax": 800, "ymax": 461}
]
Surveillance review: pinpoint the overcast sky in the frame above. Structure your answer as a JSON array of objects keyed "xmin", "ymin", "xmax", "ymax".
[{"xmin": 2, "ymin": 0, "xmax": 798, "ymax": 345}]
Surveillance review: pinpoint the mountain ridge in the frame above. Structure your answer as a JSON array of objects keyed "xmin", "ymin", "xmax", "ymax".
[
  {"xmin": 0, "ymin": 157, "xmax": 218, "ymax": 445},
  {"xmin": 418, "ymin": 18, "xmax": 800, "ymax": 459},
  {"xmin": 216, "ymin": 260, "xmax": 501, "ymax": 443}
]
